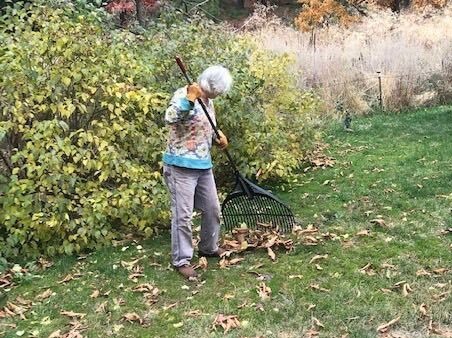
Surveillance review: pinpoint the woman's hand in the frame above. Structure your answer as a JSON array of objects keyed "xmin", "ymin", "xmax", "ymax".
[
  {"xmin": 186, "ymin": 83, "xmax": 203, "ymax": 103},
  {"xmin": 215, "ymin": 130, "xmax": 228, "ymax": 150}
]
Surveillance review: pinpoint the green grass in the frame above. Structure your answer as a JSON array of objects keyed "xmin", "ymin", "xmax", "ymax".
[{"xmin": 1, "ymin": 107, "xmax": 451, "ymax": 338}]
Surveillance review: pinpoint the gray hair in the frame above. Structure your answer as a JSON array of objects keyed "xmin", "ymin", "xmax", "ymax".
[{"xmin": 198, "ymin": 65, "xmax": 233, "ymax": 95}]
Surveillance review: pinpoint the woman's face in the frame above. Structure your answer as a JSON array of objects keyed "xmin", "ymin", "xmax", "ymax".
[
  {"xmin": 207, "ymin": 91, "xmax": 219, "ymax": 99},
  {"xmin": 201, "ymin": 86, "xmax": 220, "ymax": 99}
]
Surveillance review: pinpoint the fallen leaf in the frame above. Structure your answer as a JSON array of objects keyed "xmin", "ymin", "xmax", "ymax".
[
  {"xmin": 432, "ymin": 291, "xmax": 449, "ymax": 302},
  {"xmin": 432, "ymin": 268, "xmax": 449, "ymax": 275},
  {"xmin": 356, "ymin": 229, "xmax": 371, "ymax": 237},
  {"xmin": 132, "ymin": 283, "xmax": 160, "ymax": 305},
  {"xmin": 233, "ymin": 228, "xmax": 249, "ymax": 243},
  {"xmin": 212, "ymin": 314, "xmax": 240, "ymax": 333},
  {"xmin": 162, "ymin": 302, "xmax": 178, "ymax": 311},
  {"xmin": 196, "ymin": 257, "xmax": 208, "ymax": 270},
  {"xmin": 37, "ymin": 258, "xmax": 54, "ymax": 270},
  {"xmin": 257, "ymin": 282, "xmax": 272, "ymax": 301},
  {"xmin": 120, "ymin": 257, "xmax": 146, "ymax": 270},
  {"xmin": 90, "ymin": 290, "xmax": 100, "ymax": 299},
  {"xmin": 303, "ymin": 236, "xmax": 319, "ymax": 245},
  {"xmin": 113, "ymin": 297, "xmax": 126, "ymax": 310},
  {"xmin": 402, "ymin": 283, "xmax": 413, "ymax": 297},
  {"xmin": 428, "ymin": 319, "xmax": 452, "ymax": 337},
  {"xmin": 184, "ymin": 310, "xmax": 202, "ymax": 317},
  {"xmin": 48, "ymin": 330, "xmax": 61, "ymax": 338},
  {"xmin": 132, "ymin": 283, "xmax": 158, "ymax": 294},
  {"xmin": 128, "ymin": 264, "xmax": 144, "ymax": 282},
  {"xmin": 122, "ymin": 312, "xmax": 143, "ymax": 324},
  {"xmin": 254, "ymin": 273, "xmax": 272, "ymax": 281},
  {"xmin": 419, "ymin": 303, "xmax": 428, "ymax": 317},
  {"xmin": 381, "ymin": 263, "xmax": 396, "ymax": 269},
  {"xmin": 267, "ymin": 247, "xmax": 276, "ymax": 261},
  {"xmin": 370, "ymin": 219, "xmax": 386, "ymax": 227},
  {"xmin": 219, "ymin": 257, "xmax": 244, "ymax": 269},
  {"xmin": 58, "ymin": 274, "xmax": 81, "ymax": 284},
  {"xmin": 4, "ymin": 299, "xmax": 32, "ymax": 319},
  {"xmin": 312, "ymin": 316, "xmax": 324, "ymax": 328},
  {"xmin": 0, "ymin": 275, "xmax": 12, "ymax": 288},
  {"xmin": 393, "ymin": 280, "xmax": 407, "ymax": 288},
  {"xmin": 377, "ymin": 316, "xmax": 400, "ymax": 333},
  {"xmin": 416, "ymin": 269, "xmax": 431, "ymax": 276},
  {"xmin": 264, "ymin": 235, "xmax": 278, "ymax": 248},
  {"xmin": 434, "ymin": 283, "xmax": 448, "ymax": 289},
  {"xmin": 289, "ymin": 275, "xmax": 303, "ymax": 279},
  {"xmin": 223, "ymin": 293, "xmax": 235, "ymax": 300},
  {"xmin": 310, "ymin": 284, "xmax": 330, "ymax": 292},
  {"xmin": 60, "ymin": 310, "xmax": 86, "ymax": 319},
  {"xmin": 95, "ymin": 301, "xmax": 108, "ymax": 313},
  {"xmin": 113, "ymin": 324, "xmax": 124, "ymax": 333},
  {"xmin": 360, "ymin": 263, "xmax": 377, "ymax": 276},
  {"xmin": 440, "ymin": 228, "xmax": 452, "ymax": 235},
  {"xmin": 36, "ymin": 289, "xmax": 53, "ymax": 301},
  {"xmin": 309, "ymin": 254, "xmax": 328, "ymax": 264},
  {"xmin": 304, "ymin": 328, "xmax": 320, "ymax": 337}
]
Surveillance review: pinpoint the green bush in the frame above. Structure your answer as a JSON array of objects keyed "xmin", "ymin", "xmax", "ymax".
[
  {"xmin": 0, "ymin": 2, "xmax": 169, "ymax": 258},
  {"xmin": 0, "ymin": 1, "xmax": 319, "ymax": 259}
]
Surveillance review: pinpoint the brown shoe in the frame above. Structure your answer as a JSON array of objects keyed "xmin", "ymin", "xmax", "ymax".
[
  {"xmin": 176, "ymin": 264, "xmax": 198, "ymax": 279},
  {"xmin": 199, "ymin": 247, "xmax": 226, "ymax": 258}
]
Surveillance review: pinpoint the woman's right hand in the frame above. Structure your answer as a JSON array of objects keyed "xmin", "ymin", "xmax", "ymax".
[{"xmin": 187, "ymin": 83, "xmax": 203, "ymax": 102}]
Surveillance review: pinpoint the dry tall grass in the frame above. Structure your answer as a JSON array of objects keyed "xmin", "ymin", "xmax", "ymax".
[{"xmin": 240, "ymin": 4, "xmax": 452, "ymax": 115}]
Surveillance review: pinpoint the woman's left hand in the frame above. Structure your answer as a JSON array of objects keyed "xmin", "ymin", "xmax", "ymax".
[{"xmin": 215, "ymin": 130, "xmax": 228, "ymax": 150}]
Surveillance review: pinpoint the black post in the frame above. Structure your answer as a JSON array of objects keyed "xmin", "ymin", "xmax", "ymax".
[{"xmin": 377, "ymin": 71, "xmax": 383, "ymax": 109}]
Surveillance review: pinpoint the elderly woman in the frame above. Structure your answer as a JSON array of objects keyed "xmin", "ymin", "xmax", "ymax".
[{"xmin": 163, "ymin": 65, "xmax": 233, "ymax": 279}]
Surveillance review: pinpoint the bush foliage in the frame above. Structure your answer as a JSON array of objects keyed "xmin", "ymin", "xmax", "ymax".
[{"xmin": 0, "ymin": 1, "xmax": 319, "ymax": 258}]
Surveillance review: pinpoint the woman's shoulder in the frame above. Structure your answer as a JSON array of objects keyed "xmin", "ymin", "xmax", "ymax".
[{"xmin": 172, "ymin": 86, "xmax": 188, "ymax": 99}]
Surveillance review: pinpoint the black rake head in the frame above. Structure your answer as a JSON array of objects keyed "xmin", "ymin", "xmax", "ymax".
[{"xmin": 221, "ymin": 174, "xmax": 296, "ymax": 233}]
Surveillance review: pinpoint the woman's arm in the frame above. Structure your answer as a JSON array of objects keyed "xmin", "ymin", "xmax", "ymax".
[{"xmin": 164, "ymin": 84, "xmax": 203, "ymax": 124}]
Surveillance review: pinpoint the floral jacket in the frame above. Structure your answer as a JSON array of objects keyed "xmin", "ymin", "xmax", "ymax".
[{"xmin": 163, "ymin": 86, "xmax": 216, "ymax": 169}]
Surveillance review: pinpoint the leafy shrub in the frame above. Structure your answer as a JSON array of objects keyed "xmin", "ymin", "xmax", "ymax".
[
  {"xmin": 0, "ymin": 2, "xmax": 169, "ymax": 258},
  {"xmin": 0, "ymin": 1, "xmax": 319, "ymax": 258}
]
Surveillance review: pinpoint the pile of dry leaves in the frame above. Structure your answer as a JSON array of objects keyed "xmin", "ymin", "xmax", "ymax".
[
  {"xmin": 217, "ymin": 227, "xmax": 294, "ymax": 268},
  {"xmin": 305, "ymin": 143, "xmax": 335, "ymax": 171},
  {"xmin": 194, "ymin": 224, "xmax": 331, "ymax": 270}
]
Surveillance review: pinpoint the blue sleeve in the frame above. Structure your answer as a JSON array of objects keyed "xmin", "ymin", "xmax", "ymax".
[{"xmin": 164, "ymin": 96, "xmax": 195, "ymax": 124}]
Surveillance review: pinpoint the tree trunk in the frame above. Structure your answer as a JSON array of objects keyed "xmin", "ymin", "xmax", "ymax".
[
  {"xmin": 135, "ymin": 0, "xmax": 146, "ymax": 27},
  {"xmin": 236, "ymin": 0, "xmax": 245, "ymax": 8}
]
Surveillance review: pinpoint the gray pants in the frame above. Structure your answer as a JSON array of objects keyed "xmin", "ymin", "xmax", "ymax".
[{"xmin": 163, "ymin": 164, "xmax": 221, "ymax": 267}]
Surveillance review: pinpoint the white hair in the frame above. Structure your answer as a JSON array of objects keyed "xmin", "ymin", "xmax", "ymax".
[{"xmin": 198, "ymin": 65, "xmax": 233, "ymax": 95}]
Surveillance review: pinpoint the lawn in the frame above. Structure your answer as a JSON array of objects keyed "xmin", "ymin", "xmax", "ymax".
[{"xmin": 1, "ymin": 106, "xmax": 451, "ymax": 338}]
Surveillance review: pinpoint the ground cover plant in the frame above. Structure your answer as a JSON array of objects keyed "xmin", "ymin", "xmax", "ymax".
[{"xmin": 1, "ymin": 106, "xmax": 450, "ymax": 337}]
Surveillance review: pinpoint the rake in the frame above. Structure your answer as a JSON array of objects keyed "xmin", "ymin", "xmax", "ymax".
[{"xmin": 175, "ymin": 57, "xmax": 296, "ymax": 233}]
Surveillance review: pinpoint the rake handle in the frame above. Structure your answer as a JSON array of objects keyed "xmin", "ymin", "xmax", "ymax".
[{"xmin": 175, "ymin": 56, "xmax": 239, "ymax": 173}]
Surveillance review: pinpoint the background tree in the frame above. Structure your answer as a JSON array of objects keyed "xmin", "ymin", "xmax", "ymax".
[
  {"xmin": 295, "ymin": 0, "xmax": 447, "ymax": 31},
  {"xmin": 295, "ymin": 0, "xmax": 363, "ymax": 31},
  {"xmin": 105, "ymin": 0, "xmax": 161, "ymax": 27}
]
